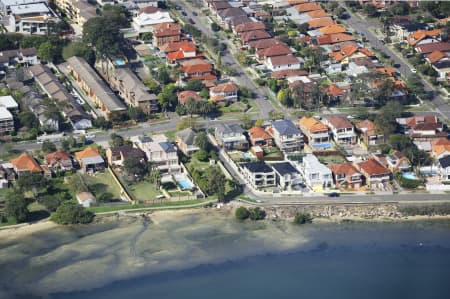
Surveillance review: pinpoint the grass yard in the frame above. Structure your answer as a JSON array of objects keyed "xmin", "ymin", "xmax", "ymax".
[
  {"xmin": 168, "ymin": 191, "xmax": 192, "ymax": 197},
  {"xmin": 264, "ymin": 147, "xmax": 283, "ymax": 159},
  {"xmin": 219, "ymin": 101, "xmax": 248, "ymax": 113},
  {"xmin": 127, "ymin": 179, "xmax": 163, "ymax": 203},
  {"xmin": 82, "ymin": 172, "xmax": 122, "ymax": 201},
  {"xmin": 88, "ymin": 199, "xmax": 207, "ymax": 213},
  {"xmin": 318, "ymin": 155, "xmax": 346, "ymax": 166},
  {"xmin": 187, "ymin": 157, "xmax": 210, "ymax": 171}
]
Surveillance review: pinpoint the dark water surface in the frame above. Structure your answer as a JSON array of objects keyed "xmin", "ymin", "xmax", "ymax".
[{"xmin": 50, "ymin": 221, "xmax": 450, "ymax": 299}]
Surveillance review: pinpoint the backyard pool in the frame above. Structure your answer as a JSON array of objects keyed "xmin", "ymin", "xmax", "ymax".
[
  {"xmin": 402, "ymin": 172, "xmax": 419, "ymax": 180},
  {"xmin": 312, "ymin": 143, "xmax": 332, "ymax": 150},
  {"xmin": 243, "ymin": 152, "xmax": 256, "ymax": 159},
  {"xmin": 114, "ymin": 58, "xmax": 126, "ymax": 66},
  {"xmin": 175, "ymin": 176, "xmax": 194, "ymax": 190}
]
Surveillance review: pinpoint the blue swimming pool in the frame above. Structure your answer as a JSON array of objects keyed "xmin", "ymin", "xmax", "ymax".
[
  {"xmin": 178, "ymin": 179, "xmax": 194, "ymax": 189},
  {"xmin": 313, "ymin": 143, "xmax": 332, "ymax": 150},
  {"xmin": 243, "ymin": 152, "xmax": 255, "ymax": 159},
  {"xmin": 114, "ymin": 59, "xmax": 126, "ymax": 66},
  {"xmin": 402, "ymin": 172, "xmax": 419, "ymax": 180}
]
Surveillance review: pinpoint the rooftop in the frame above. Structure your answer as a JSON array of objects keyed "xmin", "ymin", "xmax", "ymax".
[
  {"xmin": 272, "ymin": 162, "xmax": 299, "ymax": 175},
  {"xmin": 0, "ymin": 95, "xmax": 18, "ymax": 109},
  {"xmin": 10, "ymin": 153, "xmax": 42, "ymax": 172},
  {"xmin": 242, "ymin": 161, "xmax": 273, "ymax": 173},
  {"xmin": 271, "ymin": 119, "xmax": 302, "ymax": 136}
]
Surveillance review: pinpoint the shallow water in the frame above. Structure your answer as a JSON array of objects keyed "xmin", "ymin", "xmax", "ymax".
[{"xmin": 1, "ymin": 214, "xmax": 450, "ymax": 299}]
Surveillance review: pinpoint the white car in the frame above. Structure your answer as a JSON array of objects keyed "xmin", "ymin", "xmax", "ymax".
[{"xmin": 411, "ymin": 68, "xmax": 417, "ymax": 73}]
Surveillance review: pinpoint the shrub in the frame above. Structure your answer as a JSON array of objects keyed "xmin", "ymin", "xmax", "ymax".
[
  {"xmin": 294, "ymin": 212, "xmax": 312, "ymax": 225},
  {"xmin": 235, "ymin": 206, "xmax": 250, "ymax": 220},
  {"xmin": 51, "ymin": 202, "xmax": 95, "ymax": 225},
  {"xmin": 249, "ymin": 207, "xmax": 266, "ymax": 221},
  {"xmin": 194, "ymin": 150, "xmax": 209, "ymax": 162}
]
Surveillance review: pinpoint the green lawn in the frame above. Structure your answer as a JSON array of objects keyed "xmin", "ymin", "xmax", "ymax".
[
  {"xmin": 0, "ymin": 217, "xmax": 17, "ymax": 227},
  {"xmin": 187, "ymin": 157, "xmax": 210, "ymax": 171},
  {"xmin": 28, "ymin": 202, "xmax": 46, "ymax": 212},
  {"xmin": 318, "ymin": 155, "xmax": 346, "ymax": 166},
  {"xmin": 82, "ymin": 172, "xmax": 122, "ymax": 201},
  {"xmin": 127, "ymin": 179, "xmax": 163, "ymax": 203},
  {"xmin": 168, "ymin": 191, "xmax": 192, "ymax": 197},
  {"xmin": 88, "ymin": 199, "xmax": 207, "ymax": 213},
  {"xmin": 219, "ymin": 102, "xmax": 248, "ymax": 113}
]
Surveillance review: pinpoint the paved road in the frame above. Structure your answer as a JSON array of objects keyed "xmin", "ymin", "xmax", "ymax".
[
  {"xmin": 178, "ymin": 0, "xmax": 278, "ymax": 119},
  {"xmin": 340, "ymin": 4, "xmax": 450, "ymax": 120}
]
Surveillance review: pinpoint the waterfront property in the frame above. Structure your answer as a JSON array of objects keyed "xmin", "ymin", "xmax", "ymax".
[
  {"xmin": 324, "ymin": 116, "xmax": 356, "ymax": 145},
  {"xmin": 300, "ymin": 154, "xmax": 333, "ymax": 191},
  {"xmin": 75, "ymin": 147, "xmax": 105, "ymax": 174},
  {"xmin": 298, "ymin": 116, "xmax": 330, "ymax": 147},
  {"xmin": 268, "ymin": 119, "xmax": 304, "ymax": 153},
  {"xmin": 10, "ymin": 153, "xmax": 42, "ymax": 177},
  {"xmin": 240, "ymin": 160, "xmax": 275, "ymax": 189},
  {"xmin": 330, "ymin": 162, "xmax": 364, "ymax": 189},
  {"xmin": 356, "ymin": 159, "xmax": 391, "ymax": 188},
  {"xmin": 106, "ymin": 146, "xmax": 147, "ymax": 167},
  {"xmin": 272, "ymin": 162, "xmax": 302, "ymax": 191},
  {"xmin": 44, "ymin": 150, "xmax": 73, "ymax": 172}
]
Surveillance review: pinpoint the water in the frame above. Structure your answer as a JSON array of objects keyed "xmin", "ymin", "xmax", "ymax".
[
  {"xmin": 50, "ymin": 221, "xmax": 450, "ymax": 299},
  {"xmin": 178, "ymin": 179, "xmax": 193, "ymax": 189},
  {"xmin": 402, "ymin": 172, "xmax": 419, "ymax": 180}
]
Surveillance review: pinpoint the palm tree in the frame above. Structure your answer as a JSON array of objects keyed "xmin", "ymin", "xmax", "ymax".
[{"xmin": 198, "ymin": 100, "xmax": 211, "ymax": 118}]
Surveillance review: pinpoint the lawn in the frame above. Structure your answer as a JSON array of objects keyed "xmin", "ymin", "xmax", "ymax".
[
  {"xmin": 318, "ymin": 155, "xmax": 346, "ymax": 166},
  {"xmin": 264, "ymin": 147, "xmax": 284, "ymax": 159},
  {"xmin": 187, "ymin": 157, "xmax": 210, "ymax": 171},
  {"xmin": 168, "ymin": 191, "xmax": 192, "ymax": 197},
  {"xmin": 82, "ymin": 172, "xmax": 122, "ymax": 201},
  {"xmin": 88, "ymin": 199, "xmax": 207, "ymax": 213},
  {"xmin": 219, "ymin": 102, "xmax": 248, "ymax": 113},
  {"xmin": 127, "ymin": 179, "xmax": 163, "ymax": 203}
]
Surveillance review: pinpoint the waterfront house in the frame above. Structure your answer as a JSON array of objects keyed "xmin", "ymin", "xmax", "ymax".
[
  {"xmin": 10, "ymin": 153, "xmax": 42, "ymax": 177},
  {"xmin": 356, "ymin": 119, "xmax": 385, "ymax": 147},
  {"xmin": 430, "ymin": 138, "xmax": 450, "ymax": 160},
  {"xmin": 356, "ymin": 159, "xmax": 391, "ymax": 188},
  {"xmin": 214, "ymin": 123, "xmax": 248, "ymax": 151},
  {"xmin": 298, "ymin": 116, "xmax": 330, "ymax": 148},
  {"xmin": 106, "ymin": 145, "xmax": 147, "ymax": 167},
  {"xmin": 330, "ymin": 162, "xmax": 364, "ymax": 189},
  {"xmin": 240, "ymin": 161, "xmax": 275, "ymax": 189},
  {"xmin": 272, "ymin": 162, "xmax": 302, "ymax": 191},
  {"xmin": 75, "ymin": 147, "xmax": 105, "ymax": 174},
  {"xmin": 76, "ymin": 191, "xmax": 96, "ymax": 207},
  {"xmin": 44, "ymin": 150, "xmax": 73, "ymax": 172},
  {"xmin": 324, "ymin": 116, "xmax": 356, "ymax": 145},
  {"xmin": 268, "ymin": 119, "xmax": 303, "ymax": 153},
  {"xmin": 438, "ymin": 155, "xmax": 450, "ymax": 182},
  {"xmin": 300, "ymin": 154, "xmax": 333, "ymax": 191}
]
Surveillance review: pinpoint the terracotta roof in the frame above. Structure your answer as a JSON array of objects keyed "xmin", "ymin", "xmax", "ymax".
[
  {"xmin": 10, "ymin": 153, "xmax": 42, "ymax": 172},
  {"xmin": 299, "ymin": 116, "xmax": 328, "ymax": 132},
  {"xmin": 139, "ymin": 6, "xmax": 161, "ymax": 14},
  {"xmin": 160, "ymin": 41, "xmax": 195, "ymax": 53},
  {"xmin": 271, "ymin": 69, "xmax": 308, "ymax": 79},
  {"xmin": 241, "ymin": 30, "xmax": 272, "ymax": 43},
  {"xmin": 326, "ymin": 116, "xmax": 353, "ymax": 129},
  {"xmin": 330, "ymin": 162, "xmax": 360, "ymax": 177},
  {"xmin": 317, "ymin": 33, "xmax": 355, "ymax": 45},
  {"xmin": 45, "ymin": 150, "xmax": 71, "ymax": 165},
  {"xmin": 405, "ymin": 116, "xmax": 437, "ymax": 127},
  {"xmin": 269, "ymin": 55, "xmax": 300, "ymax": 67},
  {"xmin": 181, "ymin": 59, "xmax": 212, "ymax": 74},
  {"xmin": 357, "ymin": 119, "xmax": 375, "ymax": 132},
  {"xmin": 153, "ymin": 22, "xmax": 181, "ymax": 31},
  {"xmin": 319, "ymin": 24, "xmax": 347, "ymax": 35},
  {"xmin": 177, "ymin": 90, "xmax": 202, "ymax": 105},
  {"xmin": 407, "ymin": 29, "xmax": 442, "ymax": 46},
  {"xmin": 427, "ymin": 50, "xmax": 448, "ymax": 64},
  {"xmin": 235, "ymin": 21, "xmax": 265, "ymax": 33},
  {"xmin": 154, "ymin": 28, "xmax": 180, "ymax": 37},
  {"xmin": 188, "ymin": 74, "xmax": 217, "ymax": 81},
  {"xmin": 210, "ymin": 95, "xmax": 225, "ymax": 102},
  {"xmin": 330, "ymin": 45, "xmax": 373, "ymax": 62},
  {"xmin": 307, "ymin": 17, "xmax": 335, "ymax": 29},
  {"xmin": 294, "ymin": 2, "xmax": 322, "ymax": 12},
  {"xmin": 358, "ymin": 47, "xmax": 375, "ymax": 57},
  {"xmin": 326, "ymin": 84, "xmax": 345, "ymax": 97},
  {"xmin": 307, "ymin": 9, "xmax": 330, "ymax": 18},
  {"xmin": 416, "ymin": 42, "xmax": 450, "ymax": 54},
  {"xmin": 413, "ymin": 122, "xmax": 442, "ymax": 131},
  {"xmin": 256, "ymin": 44, "xmax": 292, "ymax": 58},
  {"xmin": 375, "ymin": 67, "xmax": 396, "ymax": 77},
  {"xmin": 358, "ymin": 159, "xmax": 390, "ymax": 176},
  {"xmin": 248, "ymin": 38, "xmax": 282, "ymax": 50},
  {"xmin": 75, "ymin": 147, "xmax": 101, "ymax": 161},
  {"xmin": 248, "ymin": 126, "xmax": 272, "ymax": 140},
  {"xmin": 210, "ymin": 82, "xmax": 238, "ymax": 93},
  {"xmin": 166, "ymin": 44, "xmax": 198, "ymax": 62},
  {"xmin": 431, "ymin": 138, "xmax": 450, "ymax": 156}
]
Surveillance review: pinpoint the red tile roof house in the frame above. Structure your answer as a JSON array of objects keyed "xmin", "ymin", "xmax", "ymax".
[
  {"xmin": 240, "ymin": 30, "xmax": 272, "ymax": 45},
  {"xmin": 356, "ymin": 159, "xmax": 391, "ymax": 188},
  {"xmin": 177, "ymin": 90, "xmax": 203, "ymax": 105},
  {"xmin": 425, "ymin": 50, "xmax": 450, "ymax": 81},
  {"xmin": 10, "ymin": 153, "xmax": 43, "ymax": 177},
  {"xmin": 397, "ymin": 116, "xmax": 445, "ymax": 141},
  {"xmin": 356, "ymin": 119, "xmax": 386, "ymax": 148},
  {"xmin": 330, "ymin": 162, "xmax": 364, "ymax": 189},
  {"xmin": 180, "ymin": 59, "xmax": 216, "ymax": 82},
  {"xmin": 323, "ymin": 116, "xmax": 356, "ymax": 145},
  {"xmin": 45, "ymin": 150, "xmax": 73, "ymax": 172},
  {"xmin": 415, "ymin": 42, "xmax": 450, "ymax": 55},
  {"xmin": 166, "ymin": 43, "xmax": 203, "ymax": 64},
  {"xmin": 256, "ymin": 44, "xmax": 292, "ymax": 62},
  {"xmin": 152, "ymin": 22, "xmax": 182, "ymax": 47},
  {"xmin": 233, "ymin": 21, "xmax": 265, "ymax": 35},
  {"xmin": 247, "ymin": 126, "xmax": 273, "ymax": 147},
  {"xmin": 159, "ymin": 41, "xmax": 196, "ymax": 53},
  {"xmin": 209, "ymin": 82, "xmax": 238, "ymax": 103},
  {"xmin": 248, "ymin": 38, "xmax": 283, "ymax": 51}
]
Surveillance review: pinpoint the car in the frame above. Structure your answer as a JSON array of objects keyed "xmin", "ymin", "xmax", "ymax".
[
  {"xmin": 193, "ymin": 12, "xmax": 198, "ymax": 16},
  {"xmin": 411, "ymin": 68, "xmax": 417, "ymax": 73},
  {"xmin": 181, "ymin": 11, "xmax": 187, "ymax": 16},
  {"xmin": 328, "ymin": 192, "xmax": 340, "ymax": 197},
  {"xmin": 393, "ymin": 63, "xmax": 401, "ymax": 68},
  {"xmin": 188, "ymin": 18, "xmax": 195, "ymax": 24},
  {"xmin": 262, "ymin": 96, "xmax": 268, "ymax": 100},
  {"xmin": 175, "ymin": 5, "xmax": 182, "ymax": 10}
]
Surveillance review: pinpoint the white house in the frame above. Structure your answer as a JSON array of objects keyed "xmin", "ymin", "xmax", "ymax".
[
  {"xmin": 324, "ymin": 116, "xmax": 356, "ymax": 145},
  {"xmin": 0, "ymin": 107, "xmax": 14, "ymax": 135},
  {"xmin": 0, "ymin": 95, "xmax": 19, "ymax": 114},
  {"xmin": 209, "ymin": 82, "xmax": 239, "ymax": 103},
  {"xmin": 300, "ymin": 154, "xmax": 333, "ymax": 191},
  {"xmin": 266, "ymin": 55, "xmax": 303, "ymax": 72},
  {"xmin": 76, "ymin": 192, "xmax": 96, "ymax": 207},
  {"xmin": 272, "ymin": 162, "xmax": 302, "ymax": 191},
  {"xmin": 240, "ymin": 161, "xmax": 275, "ymax": 189},
  {"xmin": 438, "ymin": 156, "xmax": 450, "ymax": 182},
  {"xmin": 4, "ymin": 3, "xmax": 59, "ymax": 35},
  {"xmin": 268, "ymin": 119, "xmax": 304, "ymax": 153},
  {"xmin": 132, "ymin": 10, "xmax": 174, "ymax": 34}
]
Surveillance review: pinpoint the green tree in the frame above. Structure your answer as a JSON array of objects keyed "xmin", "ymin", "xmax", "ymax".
[
  {"xmin": 51, "ymin": 202, "xmax": 95, "ymax": 225},
  {"xmin": 298, "ymin": 23, "xmax": 309, "ymax": 34},
  {"xmin": 123, "ymin": 156, "xmax": 148, "ymax": 181},
  {"xmin": 254, "ymin": 119, "xmax": 264, "ymax": 127},
  {"xmin": 406, "ymin": 74, "xmax": 426, "ymax": 99},
  {"xmin": 240, "ymin": 114, "xmax": 253, "ymax": 130},
  {"xmin": 194, "ymin": 150, "xmax": 208, "ymax": 162},
  {"xmin": 38, "ymin": 41, "xmax": 59, "ymax": 62},
  {"xmin": 5, "ymin": 192, "xmax": 29, "ymax": 223},
  {"xmin": 16, "ymin": 172, "xmax": 47, "ymax": 199},
  {"xmin": 374, "ymin": 101, "xmax": 403, "ymax": 135},
  {"xmin": 156, "ymin": 66, "xmax": 171, "ymax": 84},
  {"xmin": 83, "ymin": 17, "xmax": 121, "ymax": 57},
  {"xmin": 41, "ymin": 140, "xmax": 57, "ymax": 153},
  {"xmin": 40, "ymin": 195, "xmax": 63, "ymax": 212},
  {"xmin": 142, "ymin": 77, "xmax": 160, "ymax": 93},
  {"xmin": 62, "ymin": 41, "xmax": 95, "ymax": 65},
  {"xmin": 277, "ymin": 88, "xmax": 292, "ymax": 107},
  {"xmin": 194, "ymin": 132, "xmax": 210, "ymax": 151},
  {"xmin": 364, "ymin": 4, "xmax": 379, "ymax": 17},
  {"xmin": 294, "ymin": 212, "xmax": 312, "ymax": 224},
  {"xmin": 92, "ymin": 116, "xmax": 111, "ymax": 129},
  {"xmin": 158, "ymin": 83, "xmax": 177, "ymax": 111},
  {"xmin": 109, "ymin": 133, "xmax": 125, "ymax": 147},
  {"xmin": 235, "ymin": 206, "xmax": 250, "ymax": 220},
  {"xmin": 211, "ymin": 22, "xmax": 220, "ymax": 32},
  {"xmin": 205, "ymin": 167, "xmax": 226, "ymax": 196},
  {"xmin": 185, "ymin": 97, "xmax": 199, "ymax": 118},
  {"xmin": 185, "ymin": 80, "xmax": 204, "ymax": 91},
  {"xmin": 18, "ymin": 111, "xmax": 38, "ymax": 128},
  {"xmin": 61, "ymin": 138, "xmax": 71, "ymax": 152},
  {"xmin": 176, "ymin": 118, "xmax": 198, "ymax": 131},
  {"xmin": 248, "ymin": 207, "xmax": 266, "ymax": 221}
]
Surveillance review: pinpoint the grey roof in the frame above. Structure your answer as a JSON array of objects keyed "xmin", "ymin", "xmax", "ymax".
[
  {"xmin": 80, "ymin": 156, "xmax": 105, "ymax": 165},
  {"xmin": 115, "ymin": 68, "xmax": 156, "ymax": 103},
  {"xmin": 67, "ymin": 56, "xmax": 126, "ymax": 112},
  {"xmin": 272, "ymin": 162, "xmax": 299, "ymax": 176},
  {"xmin": 271, "ymin": 119, "xmax": 301, "ymax": 136},
  {"xmin": 110, "ymin": 145, "xmax": 146, "ymax": 160},
  {"xmin": 176, "ymin": 128, "xmax": 196, "ymax": 146},
  {"xmin": 439, "ymin": 156, "xmax": 450, "ymax": 169},
  {"xmin": 242, "ymin": 161, "xmax": 273, "ymax": 173},
  {"xmin": 159, "ymin": 141, "xmax": 176, "ymax": 153},
  {"xmin": 219, "ymin": 7, "xmax": 246, "ymax": 19},
  {"xmin": 216, "ymin": 122, "xmax": 244, "ymax": 135}
]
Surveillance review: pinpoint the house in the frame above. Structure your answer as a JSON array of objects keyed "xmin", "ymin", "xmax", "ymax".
[
  {"xmin": 209, "ymin": 82, "xmax": 238, "ymax": 103},
  {"xmin": 233, "ymin": 21, "xmax": 265, "ymax": 35},
  {"xmin": 268, "ymin": 119, "xmax": 303, "ymax": 153},
  {"xmin": 95, "ymin": 60, "xmax": 159, "ymax": 115},
  {"xmin": 0, "ymin": 107, "xmax": 14, "ymax": 135},
  {"xmin": 438, "ymin": 155, "xmax": 450, "ymax": 182},
  {"xmin": 240, "ymin": 161, "xmax": 275, "ymax": 189},
  {"xmin": 389, "ymin": 19, "xmax": 428, "ymax": 42},
  {"xmin": 266, "ymin": 55, "xmax": 303, "ymax": 72},
  {"xmin": 45, "ymin": 150, "xmax": 73, "ymax": 172},
  {"xmin": 330, "ymin": 162, "xmax": 363, "ymax": 189},
  {"xmin": 215, "ymin": 123, "xmax": 248, "ymax": 150},
  {"xmin": 298, "ymin": 116, "xmax": 330, "ymax": 148},
  {"xmin": 347, "ymin": 57, "xmax": 382, "ymax": 77},
  {"xmin": 217, "ymin": 7, "xmax": 247, "ymax": 27},
  {"xmin": 75, "ymin": 147, "xmax": 105, "ymax": 173},
  {"xmin": 272, "ymin": 162, "xmax": 302, "ymax": 190},
  {"xmin": 0, "ymin": 95, "xmax": 19, "ymax": 114},
  {"xmin": 22, "ymin": 91, "xmax": 59, "ymax": 131},
  {"xmin": 301, "ymin": 154, "xmax": 333, "ymax": 191},
  {"xmin": 430, "ymin": 138, "xmax": 450, "ymax": 160},
  {"xmin": 356, "ymin": 119, "xmax": 385, "ymax": 147},
  {"xmin": 53, "ymin": 0, "xmax": 96, "ymax": 27},
  {"xmin": 177, "ymin": 90, "xmax": 202, "ymax": 105},
  {"xmin": 175, "ymin": 128, "xmax": 200, "ymax": 156},
  {"xmin": 294, "ymin": 2, "xmax": 322, "ymax": 13},
  {"xmin": 76, "ymin": 192, "xmax": 96, "ymax": 207},
  {"xmin": 28, "ymin": 64, "xmax": 92, "ymax": 129},
  {"xmin": 318, "ymin": 24, "xmax": 347, "ymax": 36},
  {"xmin": 180, "ymin": 59, "xmax": 216, "ymax": 82},
  {"xmin": 256, "ymin": 44, "xmax": 292, "ymax": 61},
  {"xmin": 324, "ymin": 116, "xmax": 356, "ymax": 145},
  {"xmin": 248, "ymin": 38, "xmax": 283, "ymax": 51},
  {"xmin": 385, "ymin": 150, "xmax": 411, "ymax": 173},
  {"xmin": 247, "ymin": 126, "xmax": 273, "ymax": 147},
  {"xmin": 65, "ymin": 56, "xmax": 127, "ymax": 120},
  {"xmin": 166, "ymin": 43, "xmax": 203, "ymax": 64},
  {"xmin": 0, "ymin": 48, "xmax": 38, "ymax": 69},
  {"xmin": 407, "ymin": 29, "xmax": 442, "ymax": 47},
  {"xmin": 356, "ymin": 159, "xmax": 391, "ymax": 188},
  {"xmin": 330, "ymin": 45, "xmax": 375, "ymax": 64},
  {"xmin": 240, "ymin": 30, "xmax": 272, "ymax": 45},
  {"xmin": 132, "ymin": 9, "xmax": 174, "ymax": 34},
  {"xmin": 132, "ymin": 135, "xmax": 181, "ymax": 174},
  {"xmin": 10, "ymin": 153, "xmax": 42, "ymax": 177},
  {"xmin": 415, "ymin": 42, "xmax": 450, "ymax": 55},
  {"xmin": 152, "ymin": 22, "xmax": 182, "ymax": 47},
  {"xmin": 4, "ymin": 2, "xmax": 60, "ymax": 35},
  {"xmin": 425, "ymin": 51, "xmax": 450, "ymax": 81},
  {"xmin": 397, "ymin": 116, "xmax": 445, "ymax": 141},
  {"xmin": 160, "ymin": 41, "xmax": 196, "ymax": 54},
  {"xmin": 316, "ymin": 33, "xmax": 355, "ymax": 45},
  {"xmin": 106, "ymin": 145, "xmax": 146, "ymax": 167}
]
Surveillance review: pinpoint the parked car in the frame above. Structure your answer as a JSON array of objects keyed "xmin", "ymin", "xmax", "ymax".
[
  {"xmin": 263, "ymin": 96, "xmax": 268, "ymax": 100},
  {"xmin": 411, "ymin": 68, "xmax": 417, "ymax": 73},
  {"xmin": 181, "ymin": 11, "xmax": 187, "ymax": 16},
  {"xmin": 193, "ymin": 12, "xmax": 198, "ymax": 16},
  {"xmin": 328, "ymin": 192, "xmax": 340, "ymax": 198},
  {"xmin": 188, "ymin": 18, "xmax": 195, "ymax": 24}
]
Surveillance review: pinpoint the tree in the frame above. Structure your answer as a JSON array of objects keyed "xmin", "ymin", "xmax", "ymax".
[
  {"xmin": 42, "ymin": 140, "xmax": 57, "ymax": 153},
  {"xmin": 92, "ymin": 116, "xmax": 112, "ymax": 129},
  {"xmin": 374, "ymin": 101, "xmax": 403, "ymax": 135},
  {"xmin": 83, "ymin": 17, "xmax": 121, "ymax": 57},
  {"xmin": 254, "ymin": 119, "xmax": 264, "ymax": 127},
  {"xmin": 62, "ymin": 41, "xmax": 95, "ymax": 65},
  {"xmin": 240, "ymin": 114, "xmax": 253, "ymax": 130},
  {"xmin": 18, "ymin": 111, "xmax": 38, "ymax": 128},
  {"xmin": 364, "ymin": 4, "xmax": 379, "ymax": 17},
  {"xmin": 51, "ymin": 202, "xmax": 95, "ymax": 225},
  {"xmin": 102, "ymin": 4, "xmax": 130, "ymax": 28},
  {"xmin": 267, "ymin": 78, "xmax": 279, "ymax": 93},
  {"xmin": 389, "ymin": 134, "xmax": 412, "ymax": 151},
  {"xmin": 61, "ymin": 138, "xmax": 71, "ymax": 152},
  {"xmin": 40, "ymin": 195, "xmax": 63, "ymax": 212},
  {"xmin": 211, "ymin": 22, "xmax": 220, "ymax": 32},
  {"xmin": 298, "ymin": 23, "xmax": 309, "ymax": 34},
  {"xmin": 205, "ymin": 167, "xmax": 226, "ymax": 196},
  {"xmin": 194, "ymin": 150, "xmax": 208, "ymax": 162},
  {"xmin": 390, "ymin": 1, "xmax": 410, "ymax": 15},
  {"xmin": 197, "ymin": 100, "xmax": 212, "ymax": 117},
  {"xmin": 235, "ymin": 206, "xmax": 250, "ymax": 220},
  {"xmin": 158, "ymin": 83, "xmax": 177, "ymax": 111},
  {"xmin": 176, "ymin": 118, "xmax": 198, "ymax": 131},
  {"xmin": 123, "ymin": 156, "xmax": 148, "ymax": 181},
  {"xmin": 294, "ymin": 212, "xmax": 312, "ymax": 224},
  {"xmin": 185, "ymin": 97, "xmax": 199, "ymax": 118},
  {"xmin": 195, "ymin": 132, "xmax": 210, "ymax": 151},
  {"xmin": 38, "ymin": 41, "xmax": 60, "ymax": 62},
  {"xmin": 127, "ymin": 106, "xmax": 146, "ymax": 122},
  {"xmin": 248, "ymin": 207, "xmax": 266, "ymax": 220},
  {"xmin": 142, "ymin": 77, "xmax": 160, "ymax": 93},
  {"xmin": 406, "ymin": 74, "xmax": 426, "ymax": 99},
  {"xmin": 109, "ymin": 133, "xmax": 125, "ymax": 147},
  {"xmin": 5, "ymin": 192, "xmax": 29, "ymax": 223},
  {"xmin": 16, "ymin": 172, "xmax": 47, "ymax": 199},
  {"xmin": 156, "ymin": 66, "xmax": 171, "ymax": 84},
  {"xmin": 185, "ymin": 80, "xmax": 204, "ymax": 92}
]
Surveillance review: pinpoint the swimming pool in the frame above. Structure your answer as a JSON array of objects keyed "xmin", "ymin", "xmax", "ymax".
[
  {"xmin": 402, "ymin": 172, "xmax": 419, "ymax": 180},
  {"xmin": 176, "ymin": 178, "xmax": 194, "ymax": 190},
  {"xmin": 312, "ymin": 143, "xmax": 332, "ymax": 150},
  {"xmin": 114, "ymin": 59, "xmax": 126, "ymax": 66},
  {"xmin": 243, "ymin": 152, "xmax": 255, "ymax": 159}
]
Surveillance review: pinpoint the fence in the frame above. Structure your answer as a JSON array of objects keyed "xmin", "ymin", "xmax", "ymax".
[{"xmin": 108, "ymin": 167, "xmax": 136, "ymax": 204}]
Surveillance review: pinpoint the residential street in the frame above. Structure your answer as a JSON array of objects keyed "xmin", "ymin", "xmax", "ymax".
[{"xmin": 340, "ymin": 4, "xmax": 450, "ymax": 120}]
